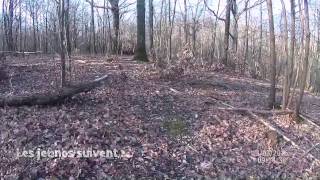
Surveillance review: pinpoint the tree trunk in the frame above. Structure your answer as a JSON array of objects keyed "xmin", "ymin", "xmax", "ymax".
[
  {"xmin": 5, "ymin": 0, "xmax": 15, "ymax": 51},
  {"xmin": 222, "ymin": 0, "xmax": 231, "ymax": 65},
  {"xmin": 210, "ymin": 0, "xmax": 221, "ymax": 64},
  {"xmin": 134, "ymin": 0, "xmax": 148, "ymax": 62},
  {"xmin": 183, "ymin": 0, "xmax": 188, "ymax": 44},
  {"xmin": 232, "ymin": 0, "xmax": 238, "ymax": 52},
  {"xmin": 66, "ymin": 0, "xmax": 72, "ymax": 56},
  {"xmin": 258, "ymin": 3, "xmax": 265, "ymax": 79},
  {"xmin": 90, "ymin": 0, "xmax": 96, "ymax": 54},
  {"xmin": 58, "ymin": 0, "xmax": 67, "ymax": 87},
  {"xmin": 295, "ymin": 0, "xmax": 310, "ymax": 119},
  {"xmin": 109, "ymin": 0, "xmax": 120, "ymax": 54},
  {"xmin": 19, "ymin": 0, "xmax": 22, "ymax": 51},
  {"xmin": 168, "ymin": 0, "xmax": 177, "ymax": 61},
  {"xmin": 45, "ymin": 11, "xmax": 48, "ymax": 53},
  {"xmin": 281, "ymin": 0, "xmax": 290, "ymax": 110},
  {"xmin": 73, "ymin": 9, "xmax": 78, "ymax": 50},
  {"xmin": 149, "ymin": 0, "xmax": 154, "ymax": 52},
  {"xmin": 266, "ymin": 0, "xmax": 277, "ymax": 109},
  {"xmin": 243, "ymin": 0, "xmax": 249, "ymax": 75}
]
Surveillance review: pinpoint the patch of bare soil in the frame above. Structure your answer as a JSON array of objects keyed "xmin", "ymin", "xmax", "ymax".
[{"xmin": 0, "ymin": 55, "xmax": 320, "ymax": 179}]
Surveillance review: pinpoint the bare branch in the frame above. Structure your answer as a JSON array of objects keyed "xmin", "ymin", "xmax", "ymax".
[{"xmin": 204, "ymin": 0, "xmax": 226, "ymax": 21}]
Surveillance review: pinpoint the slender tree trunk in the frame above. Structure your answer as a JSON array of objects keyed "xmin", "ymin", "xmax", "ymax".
[
  {"xmin": 6, "ymin": 0, "xmax": 14, "ymax": 51},
  {"xmin": 36, "ymin": 11, "xmax": 40, "ymax": 51},
  {"xmin": 232, "ymin": 0, "xmax": 238, "ymax": 52},
  {"xmin": 90, "ymin": 0, "xmax": 96, "ymax": 54},
  {"xmin": 211, "ymin": 0, "xmax": 221, "ymax": 63},
  {"xmin": 102, "ymin": 0, "xmax": 106, "ymax": 54},
  {"xmin": 73, "ymin": 10, "xmax": 78, "ymax": 50},
  {"xmin": 258, "ymin": 3, "xmax": 265, "ymax": 78},
  {"xmin": 19, "ymin": 0, "xmax": 22, "ymax": 51},
  {"xmin": 134, "ymin": 0, "xmax": 148, "ymax": 62},
  {"xmin": 243, "ymin": 0, "xmax": 249, "ymax": 75},
  {"xmin": 58, "ymin": 0, "xmax": 67, "ymax": 87},
  {"xmin": 222, "ymin": 0, "xmax": 231, "ymax": 65},
  {"xmin": 192, "ymin": 20, "xmax": 196, "ymax": 55},
  {"xmin": 168, "ymin": 0, "xmax": 177, "ymax": 61},
  {"xmin": 281, "ymin": 0, "xmax": 290, "ymax": 109},
  {"xmin": 32, "ymin": 11, "xmax": 37, "ymax": 51},
  {"xmin": 2, "ymin": 0, "xmax": 6, "ymax": 51},
  {"xmin": 45, "ymin": 11, "xmax": 48, "ymax": 53},
  {"xmin": 288, "ymin": 0, "xmax": 302, "ymax": 107},
  {"xmin": 106, "ymin": 6, "xmax": 112, "ymax": 54},
  {"xmin": 109, "ymin": 0, "xmax": 120, "ymax": 54},
  {"xmin": 66, "ymin": 0, "xmax": 71, "ymax": 56},
  {"xmin": 295, "ymin": 0, "xmax": 310, "ymax": 118},
  {"xmin": 149, "ymin": 0, "xmax": 154, "ymax": 52},
  {"xmin": 266, "ymin": 0, "xmax": 277, "ymax": 109},
  {"xmin": 183, "ymin": 0, "xmax": 188, "ymax": 44}
]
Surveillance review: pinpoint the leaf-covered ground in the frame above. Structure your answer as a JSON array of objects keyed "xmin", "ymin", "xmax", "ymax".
[{"xmin": 0, "ymin": 55, "xmax": 320, "ymax": 179}]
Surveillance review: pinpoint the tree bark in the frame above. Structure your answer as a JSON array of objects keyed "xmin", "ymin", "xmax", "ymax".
[
  {"xmin": 134, "ymin": 0, "xmax": 148, "ymax": 62},
  {"xmin": 232, "ymin": 0, "xmax": 238, "ymax": 52},
  {"xmin": 109, "ymin": 0, "xmax": 120, "ymax": 54},
  {"xmin": 243, "ymin": 0, "xmax": 249, "ymax": 75},
  {"xmin": 58, "ymin": 0, "xmax": 67, "ymax": 87},
  {"xmin": 19, "ymin": 0, "xmax": 22, "ymax": 52},
  {"xmin": 4, "ymin": 0, "xmax": 15, "ymax": 51},
  {"xmin": 90, "ymin": 0, "xmax": 96, "ymax": 54},
  {"xmin": 183, "ymin": 0, "xmax": 188, "ymax": 44},
  {"xmin": 281, "ymin": 0, "xmax": 291, "ymax": 110},
  {"xmin": 295, "ymin": 0, "xmax": 310, "ymax": 119},
  {"xmin": 266, "ymin": 0, "xmax": 277, "ymax": 109},
  {"xmin": 222, "ymin": 0, "xmax": 231, "ymax": 65},
  {"xmin": 168, "ymin": 0, "xmax": 177, "ymax": 61},
  {"xmin": 149, "ymin": 0, "xmax": 154, "ymax": 52},
  {"xmin": 66, "ymin": 0, "xmax": 72, "ymax": 56}
]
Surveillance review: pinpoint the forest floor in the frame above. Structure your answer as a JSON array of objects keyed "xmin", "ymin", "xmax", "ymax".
[{"xmin": 0, "ymin": 55, "xmax": 320, "ymax": 179}]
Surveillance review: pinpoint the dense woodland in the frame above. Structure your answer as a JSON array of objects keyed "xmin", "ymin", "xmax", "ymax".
[{"xmin": 0, "ymin": 0, "xmax": 320, "ymax": 178}]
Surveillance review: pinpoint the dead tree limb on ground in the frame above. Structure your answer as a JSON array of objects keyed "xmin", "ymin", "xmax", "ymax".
[
  {"xmin": 0, "ymin": 74, "xmax": 111, "ymax": 107},
  {"xmin": 216, "ymin": 100, "xmax": 320, "ymax": 163},
  {"xmin": 0, "ymin": 51, "xmax": 42, "ymax": 56},
  {"xmin": 218, "ymin": 107, "xmax": 293, "ymax": 115}
]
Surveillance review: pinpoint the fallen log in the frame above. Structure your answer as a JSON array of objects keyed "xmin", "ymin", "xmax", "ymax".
[
  {"xmin": 0, "ymin": 51, "xmax": 42, "ymax": 56},
  {"xmin": 217, "ymin": 107, "xmax": 293, "ymax": 115},
  {"xmin": 0, "ymin": 74, "xmax": 110, "ymax": 107}
]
